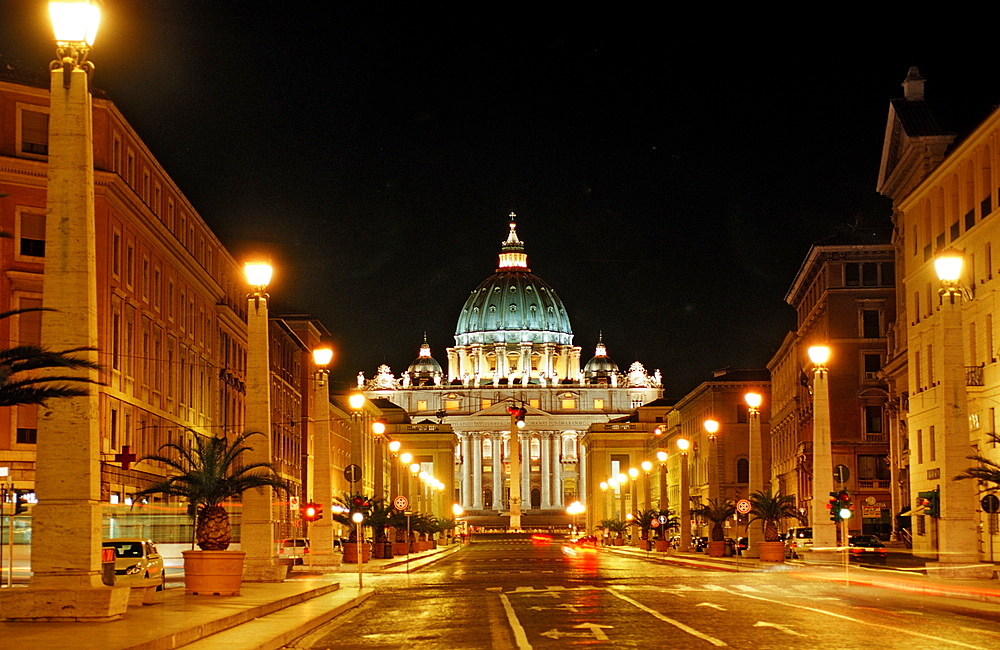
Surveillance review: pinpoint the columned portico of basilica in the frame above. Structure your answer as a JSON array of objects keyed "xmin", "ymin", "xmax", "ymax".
[{"xmin": 360, "ymin": 217, "xmax": 663, "ymax": 528}]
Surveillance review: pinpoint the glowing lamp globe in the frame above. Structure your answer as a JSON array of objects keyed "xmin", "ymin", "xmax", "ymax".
[
  {"xmin": 313, "ymin": 347, "xmax": 333, "ymax": 367},
  {"xmin": 50, "ymin": 1, "xmax": 101, "ymax": 46},
  {"xmin": 935, "ymin": 250, "xmax": 963, "ymax": 283}
]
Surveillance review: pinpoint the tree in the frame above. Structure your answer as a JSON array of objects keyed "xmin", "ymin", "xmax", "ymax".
[
  {"xmin": 954, "ymin": 431, "xmax": 1000, "ymax": 492},
  {"xmin": 133, "ymin": 431, "xmax": 289, "ymax": 550},
  {"xmin": 748, "ymin": 490, "xmax": 803, "ymax": 542},
  {"xmin": 631, "ymin": 508, "xmax": 658, "ymax": 540},
  {"xmin": 692, "ymin": 498, "xmax": 736, "ymax": 542},
  {"xmin": 0, "ymin": 307, "xmax": 102, "ymax": 407}
]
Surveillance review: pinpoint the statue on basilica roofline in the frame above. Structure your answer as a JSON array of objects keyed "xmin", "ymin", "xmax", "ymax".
[
  {"xmin": 362, "ymin": 364, "xmax": 400, "ymax": 391},
  {"xmin": 357, "ymin": 372, "xmax": 365, "ymax": 389},
  {"xmin": 624, "ymin": 361, "xmax": 657, "ymax": 388}
]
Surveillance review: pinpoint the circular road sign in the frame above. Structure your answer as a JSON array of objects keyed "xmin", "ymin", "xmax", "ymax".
[
  {"xmin": 982, "ymin": 494, "xmax": 1000, "ymax": 514},
  {"xmin": 657, "ymin": 515, "xmax": 669, "ymax": 524},
  {"xmin": 393, "ymin": 496, "xmax": 409, "ymax": 511},
  {"xmin": 736, "ymin": 499, "xmax": 752, "ymax": 515},
  {"xmin": 651, "ymin": 519, "xmax": 660, "ymax": 528},
  {"xmin": 344, "ymin": 464, "xmax": 362, "ymax": 483}
]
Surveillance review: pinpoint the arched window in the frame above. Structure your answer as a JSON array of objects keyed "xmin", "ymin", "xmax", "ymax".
[
  {"xmin": 736, "ymin": 458, "xmax": 749, "ymax": 483},
  {"xmin": 482, "ymin": 437, "xmax": 493, "ymax": 459},
  {"xmin": 530, "ymin": 488, "xmax": 541, "ymax": 508},
  {"xmin": 530, "ymin": 437, "xmax": 540, "ymax": 460}
]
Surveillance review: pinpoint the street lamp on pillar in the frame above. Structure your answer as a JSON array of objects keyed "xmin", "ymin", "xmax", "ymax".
[
  {"xmin": 410, "ymin": 463, "xmax": 421, "ymax": 511},
  {"xmin": 931, "ymin": 250, "xmax": 981, "ymax": 567},
  {"xmin": 656, "ymin": 450, "xmax": 668, "ymax": 511},
  {"xmin": 309, "ymin": 346, "xmax": 337, "ymax": 564},
  {"xmin": 388, "ymin": 440, "xmax": 401, "ymax": 499},
  {"xmin": 703, "ymin": 419, "xmax": 720, "ymax": 503},
  {"xmin": 617, "ymin": 473, "xmax": 628, "ymax": 525},
  {"xmin": 628, "ymin": 467, "xmax": 640, "ymax": 544},
  {"xmin": 744, "ymin": 393, "xmax": 763, "ymax": 558},
  {"xmin": 641, "ymin": 461, "xmax": 653, "ymax": 512},
  {"xmin": 241, "ymin": 260, "xmax": 283, "ymax": 581},
  {"xmin": 677, "ymin": 438, "xmax": 691, "ymax": 552},
  {"xmin": 599, "ymin": 480, "xmax": 609, "ymax": 528},
  {"xmin": 349, "ymin": 393, "xmax": 365, "ymax": 495},
  {"xmin": 50, "ymin": 0, "xmax": 100, "ymax": 88},
  {"xmin": 807, "ymin": 345, "xmax": 837, "ymax": 555}
]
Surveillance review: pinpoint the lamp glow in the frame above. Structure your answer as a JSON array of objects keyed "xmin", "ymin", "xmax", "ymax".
[
  {"xmin": 351, "ymin": 511, "xmax": 364, "ymax": 523},
  {"xmin": 744, "ymin": 393, "xmax": 762, "ymax": 409},
  {"xmin": 704, "ymin": 419, "xmax": 719, "ymax": 435},
  {"xmin": 244, "ymin": 262, "xmax": 273, "ymax": 289},
  {"xmin": 349, "ymin": 393, "xmax": 365, "ymax": 410},
  {"xmin": 656, "ymin": 450, "xmax": 667, "ymax": 462},
  {"xmin": 677, "ymin": 438, "xmax": 690, "ymax": 452},
  {"xmin": 453, "ymin": 504, "xmax": 464, "ymax": 516},
  {"xmin": 388, "ymin": 440, "xmax": 401, "ymax": 453},
  {"xmin": 599, "ymin": 481, "xmax": 609, "ymax": 490},
  {"xmin": 808, "ymin": 345, "xmax": 830, "ymax": 366},
  {"xmin": 50, "ymin": 1, "xmax": 101, "ymax": 46},
  {"xmin": 410, "ymin": 463, "xmax": 420, "ymax": 474},
  {"xmin": 628, "ymin": 467, "xmax": 639, "ymax": 479},
  {"xmin": 400, "ymin": 452, "xmax": 412, "ymax": 464},
  {"xmin": 935, "ymin": 250, "xmax": 964, "ymax": 283},
  {"xmin": 641, "ymin": 461, "xmax": 652, "ymax": 472},
  {"xmin": 372, "ymin": 420, "xmax": 386, "ymax": 435},
  {"xmin": 312, "ymin": 347, "xmax": 333, "ymax": 367}
]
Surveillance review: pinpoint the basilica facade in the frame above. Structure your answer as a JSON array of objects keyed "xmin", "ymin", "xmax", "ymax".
[{"xmin": 360, "ymin": 218, "xmax": 663, "ymax": 526}]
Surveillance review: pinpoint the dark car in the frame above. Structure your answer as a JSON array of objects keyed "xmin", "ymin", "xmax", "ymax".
[
  {"xmin": 692, "ymin": 536, "xmax": 708, "ymax": 552},
  {"xmin": 848, "ymin": 535, "xmax": 888, "ymax": 565}
]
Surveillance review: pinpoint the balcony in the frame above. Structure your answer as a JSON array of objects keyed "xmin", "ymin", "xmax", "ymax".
[{"xmin": 967, "ymin": 365, "xmax": 985, "ymax": 387}]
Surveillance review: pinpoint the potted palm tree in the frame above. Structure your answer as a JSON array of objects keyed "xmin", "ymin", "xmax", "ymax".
[
  {"xmin": 366, "ymin": 499, "xmax": 394, "ymax": 559},
  {"xmin": 692, "ymin": 498, "xmax": 736, "ymax": 557},
  {"xmin": 599, "ymin": 518, "xmax": 628, "ymax": 545},
  {"xmin": 748, "ymin": 489, "xmax": 803, "ymax": 562},
  {"xmin": 133, "ymin": 430, "xmax": 289, "ymax": 595},
  {"xmin": 652, "ymin": 509, "xmax": 676, "ymax": 551},
  {"xmin": 331, "ymin": 492, "xmax": 373, "ymax": 563},
  {"xmin": 633, "ymin": 509, "xmax": 657, "ymax": 550}
]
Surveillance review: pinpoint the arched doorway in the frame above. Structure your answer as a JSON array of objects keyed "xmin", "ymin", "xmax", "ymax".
[{"xmin": 531, "ymin": 488, "xmax": 541, "ymax": 508}]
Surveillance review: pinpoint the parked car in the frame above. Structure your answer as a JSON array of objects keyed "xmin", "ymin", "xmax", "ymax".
[
  {"xmin": 784, "ymin": 527, "xmax": 813, "ymax": 558},
  {"xmin": 102, "ymin": 538, "xmax": 165, "ymax": 589},
  {"xmin": 692, "ymin": 536, "xmax": 708, "ymax": 552},
  {"xmin": 278, "ymin": 538, "xmax": 310, "ymax": 565},
  {"xmin": 848, "ymin": 535, "xmax": 888, "ymax": 565}
]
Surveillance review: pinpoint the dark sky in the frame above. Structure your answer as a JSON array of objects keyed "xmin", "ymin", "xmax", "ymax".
[{"xmin": 3, "ymin": 2, "xmax": 998, "ymax": 397}]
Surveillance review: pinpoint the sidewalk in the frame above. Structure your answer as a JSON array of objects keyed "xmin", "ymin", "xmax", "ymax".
[
  {"xmin": 604, "ymin": 544, "xmax": 1000, "ymax": 605},
  {"xmin": 0, "ymin": 543, "xmax": 462, "ymax": 650}
]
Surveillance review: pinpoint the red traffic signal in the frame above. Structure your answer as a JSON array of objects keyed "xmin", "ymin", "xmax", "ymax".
[{"xmin": 300, "ymin": 502, "xmax": 323, "ymax": 522}]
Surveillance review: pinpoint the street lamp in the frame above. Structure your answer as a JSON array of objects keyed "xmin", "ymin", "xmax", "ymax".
[
  {"xmin": 677, "ymin": 438, "xmax": 691, "ymax": 552},
  {"xmin": 348, "ymin": 393, "xmax": 366, "ymax": 495},
  {"xmin": 567, "ymin": 500, "xmax": 585, "ymax": 536},
  {"xmin": 410, "ymin": 463, "xmax": 421, "ymax": 511},
  {"xmin": 310, "ymin": 346, "xmax": 337, "ymax": 565},
  {"xmin": 656, "ymin": 450, "xmax": 668, "ymax": 511},
  {"xmin": 929, "ymin": 251, "xmax": 980, "ymax": 567},
  {"xmin": 599, "ymin": 480, "xmax": 609, "ymax": 526},
  {"xmin": 617, "ymin": 472, "xmax": 628, "ymax": 526},
  {"xmin": 641, "ymin": 461, "xmax": 653, "ymax": 512},
  {"xmin": 744, "ymin": 392, "xmax": 763, "ymax": 558},
  {"xmin": 808, "ymin": 345, "xmax": 836, "ymax": 555}
]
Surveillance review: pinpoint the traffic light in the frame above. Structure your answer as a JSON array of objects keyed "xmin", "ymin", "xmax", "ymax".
[
  {"xmin": 349, "ymin": 495, "xmax": 371, "ymax": 515},
  {"xmin": 828, "ymin": 491, "xmax": 841, "ymax": 522},
  {"xmin": 508, "ymin": 405, "xmax": 527, "ymax": 429},
  {"xmin": 301, "ymin": 502, "xmax": 323, "ymax": 522},
  {"xmin": 917, "ymin": 490, "xmax": 940, "ymax": 518},
  {"xmin": 13, "ymin": 489, "xmax": 30, "ymax": 515},
  {"xmin": 838, "ymin": 491, "xmax": 853, "ymax": 520}
]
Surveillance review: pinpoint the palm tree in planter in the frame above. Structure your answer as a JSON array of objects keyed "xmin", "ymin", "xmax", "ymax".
[
  {"xmin": 133, "ymin": 430, "xmax": 289, "ymax": 594},
  {"xmin": 692, "ymin": 498, "xmax": 736, "ymax": 557},
  {"xmin": 632, "ymin": 509, "xmax": 658, "ymax": 550},
  {"xmin": 365, "ymin": 498, "xmax": 395, "ymax": 558},
  {"xmin": 652, "ymin": 509, "xmax": 678, "ymax": 551},
  {"xmin": 748, "ymin": 490, "xmax": 803, "ymax": 562},
  {"xmin": 599, "ymin": 518, "xmax": 628, "ymax": 545}
]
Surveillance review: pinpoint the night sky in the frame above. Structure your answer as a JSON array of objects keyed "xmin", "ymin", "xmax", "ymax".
[{"xmin": 2, "ymin": 3, "xmax": 998, "ymax": 397}]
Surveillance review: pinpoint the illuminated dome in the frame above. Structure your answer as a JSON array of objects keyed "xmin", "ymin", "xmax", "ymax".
[
  {"xmin": 407, "ymin": 335, "xmax": 443, "ymax": 376},
  {"xmin": 455, "ymin": 219, "xmax": 573, "ymax": 346},
  {"xmin": 584, "ymin": 334, "xmax": 618, "ymax": 381}
]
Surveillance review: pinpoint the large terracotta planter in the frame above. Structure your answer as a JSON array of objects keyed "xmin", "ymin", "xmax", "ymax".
[
  {"xmin": 393, "ymin": 541, "xmax": 409, "ymax": 555},
  {"xmin": 343, "ymin": 542, "xmax": 371, "ymax": 564},
  {"xmin": 758, "ymin": 541, "xmax": 786, "ymax": 562},
  {"xmin": 707, "ymin": 540, "xmax": 726, "ymax": 557},
  {"xmin": 655, "ymin": 539, "xmax": 670, "ymax": 552},
  {"xmin": 613, "ymin": 537, "xmax": 624, "ymax": 546},
  {"xmin": 182, "ymin": 550, "xmax": 245, "ymax": 596}
]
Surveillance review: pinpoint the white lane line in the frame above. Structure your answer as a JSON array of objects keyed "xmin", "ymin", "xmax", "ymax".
[
  {"xmin": 498, "ymin": 591, "xmax": 533, "ymax": 650},
  {"xmin": 713, "ymin": 586, "xmax": 988, "ymax": 649},
  {"xmin": 609, "ymin": 589, "xmax": 728, "ymax": 646},
  {"xmin": 754, "ymin": 621, "xmax": 806, "ymax": 637}
]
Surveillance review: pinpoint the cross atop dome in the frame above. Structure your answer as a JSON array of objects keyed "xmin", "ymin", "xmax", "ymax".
[{"xmin": 498, "ymin": 213, "xmax": 529, "ymax": 271}]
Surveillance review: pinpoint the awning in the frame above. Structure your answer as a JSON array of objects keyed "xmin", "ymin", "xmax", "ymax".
[{"xmin": 897, "ymin": 505, "xmax": 926, "ymax": 517}]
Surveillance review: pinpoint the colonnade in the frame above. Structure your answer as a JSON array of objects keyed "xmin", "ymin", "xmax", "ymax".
[{"xmin": 459, "ymin": 431, "xmax": 580, "ymax": 510}]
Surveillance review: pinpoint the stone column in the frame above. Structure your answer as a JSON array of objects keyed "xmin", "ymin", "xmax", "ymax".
[
  {"xmin": 461, "ymin": 435, "xmax": 472, "ymax": 509},
  {"xmin": 472, "ymin": 433, "xmax": 483, "ymax": 509},
  {"xmin": 521, "ymin": 436, "xmax": 531, "ymax": 509},
  {"xmin": 492, "ymin": 432, "xmax": 503, "ymax": 510},
  {"xmin": 540, "ymin": 432, "xmax": 552, "ymax": 508},
  {"xmin": 1, "ymin": 65, "xmax": 130, "ymax": 620},
  {"xmin": 553, "ymin": 434, "xmax": 563, "ymax": 508},
  {"xmin": 311, "ymin": 375, "xmax": 338, "ymax": 566},
  {"xmin": 577, "ymin": 434, "xmax": 587, "ymax": 506}
]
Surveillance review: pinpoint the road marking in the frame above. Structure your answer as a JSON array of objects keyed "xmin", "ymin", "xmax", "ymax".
[
  {"xmin": 754, "ymin": 621, "xmax": 806, "ymax": 636},
  {"xmin": 530, "ymin": 604, "xmax": 579, "ymax": 612},
  {"xmin": 608, "ymin": 590, "xmax": 728, "ymax": 646},
  {"xmin": 712, "ymin": 586, "xmax": 989, "ymax": 649},
  {"xmin": 498, "ymin": 591, "xmax": 533, "ymax": 650},
  {"xmin": 734, "ymin": 585, "xmax": 760, "ymax": 592},
  {"xmin": 540, "ymin": 623, "xmax": 613, "ymax": 641},
  {"xmin": 696, "ymin": 602, "xmax": 727, "ymax": 610}
]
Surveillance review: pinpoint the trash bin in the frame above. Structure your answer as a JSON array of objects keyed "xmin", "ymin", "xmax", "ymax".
[
  {"xmin": 101, "ymin": 546, "xmax": 116, "ymax": 586},
  {"xmin": 724, "ymin": 539, "xmax": 735, "ymax": 557}
]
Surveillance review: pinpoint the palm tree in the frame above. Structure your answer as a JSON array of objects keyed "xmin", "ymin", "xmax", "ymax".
[
  {"xmin": 133, "ymin": 431, "xmax": 289, "ymax": 551},
  {"xmin": 692, "ymin": 498, "xmax": 736, "ymax": 542},
  {"xmin": 748, "ymin": 490, "xmax": 803, "ymax": 542},
  {"xmin": 632, "ymin": 508, "xmax": 657, "ymax": 540},
  {"xmin": 955, "ymin": 432, "xmax": 1000, "ymax": 491},
  {"xmin": 0, "ymin": 307, "xmax": 102, "ymax": 407},
  {"xmin": 651, "ymin": 509, "xmax": 678, "ymax": 540}
]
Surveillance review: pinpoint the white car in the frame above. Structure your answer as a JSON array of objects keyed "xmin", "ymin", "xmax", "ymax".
[{"xmin": 102, "ymin": 538, "xmax": 165, "ymax": 589}]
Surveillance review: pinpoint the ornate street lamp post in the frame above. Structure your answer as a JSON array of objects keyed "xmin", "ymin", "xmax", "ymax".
[
  {"xmin": 310, "ymin": 347, "xmax": 337, "ymax": 566},
  {"xmin": 656, "ymin": 450, "xmax": 668, "ymax": 511},
  {"xmin": 808, "ymin": 345, "xmax": 837, "ymax": 556},
  {"xmin": 677, "ymin": 438, "xmax": 691, "ymax": 552},
  {"xmin": 744, "ymin": 393, "xmax": 763, "ymax": 558}
]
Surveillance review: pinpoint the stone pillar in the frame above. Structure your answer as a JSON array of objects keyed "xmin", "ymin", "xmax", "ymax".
[
  {"xmin": 447, "ymin": 348, "xmax": 459, "ymax": 381},
  {"xmin": 519, "ymin": 342, "xmax": 532, "ymax": 379},
  {"xmin": 461, "ymin": 435, "xmax": 472, "ymax": 509},
  {"xmin": 746, "ymin": 407, "xmax": 763, "ymax": 559},
  {"xmin": 810, "ymin": 364, "xmax": 837, "ymax": 555},
  {"xmin": 521, "ymin": 436, "xmax": 531, "ymax": 508},
  {"xmin": 492, "ymin": 432, "xmax": 503, "ymax": 510},
  {"xmin": 577, "ymin": 434, "xmax": 587, "ymax": 507},
  {"xmin": 553, "ymin": 434, "xmax": 564, "ymax": 508},
  {"xmin": 311, "ymin": 375, "xmax": 338, "ymax": 566},
  {"xmin": 472, "ymin": 433, "xmax": 483, "ymax": 509},
  {"xmin": 540, "ymin": 432, "xmax": 552, "ymax": 508},
  {"xmin": 1, "ymin": 66, "xmax": 129, "ymax": 621}
]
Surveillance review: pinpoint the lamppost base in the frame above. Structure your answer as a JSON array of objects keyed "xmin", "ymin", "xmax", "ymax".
[{"xmin": 0, "ymin": 585, "xmax": 129, "ymax": 621}]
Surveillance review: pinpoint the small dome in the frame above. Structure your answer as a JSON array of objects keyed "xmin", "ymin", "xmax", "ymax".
[
  {"xmin": 584, "ymin": 335, "xmax": 618, "ymax": 381},
  {"xmin": 407, "ymin": 336, "xmax": 443, "ymax": 380}
]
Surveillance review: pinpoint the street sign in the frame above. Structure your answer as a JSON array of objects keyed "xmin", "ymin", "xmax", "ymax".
[
  {"xmin": 393, "ymin": 495, "xmax": 409, "ymax": 511},
  {"xmin": 344, "ymin": 464, "xmax": 362, "ymax": 483},
  {"xmin": 650, "ymin": 519, "xmax": 660, "ymax": 528},
  {"xmin": 289, "ymin": 496, "xmax": 299, "ymax": 510},
  {"xmin": 735, "ymin": 499, "xmax": 751, "ymax": 515},
  {"xmin": 657, "ymin": 515, "xmax": 668, "ymax": 524}
]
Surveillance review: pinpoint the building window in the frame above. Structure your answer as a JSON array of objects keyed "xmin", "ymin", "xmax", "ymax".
[
  {"xmin": 845, "ymin": 264, "xmax": 860, "ymax": 287},
  {"xmin": 863, "ymin": 354, "xmax": 881, "ymax": 380},
  {"xmin": 20, "ymin": 108, "xmax": 48, "ymax": 156},
  {"xmin": 561, "ymin": 399, "xmax": 576, "ymax": 410},
  {"xmin": 736, "ymin": 458, "xmax": 749, "ymax": 483},
  {"xmin": 593, "ymin": 398, "xmax": 604, "ymax": 409},
  {"xmin": 916, "ymin": 428, "xmax": 923, "ymax": 464},
  {"xmin": 16, "ymin": 405, "xmax": 38, "ymax": 444},
  {"xmin": 864, "ymin": 405, "xmax": 883, "ymax": 434},
  {"xmin": 929, "ymin": 425, "xmax": 936, "ymax": 462},
  {"xmin": 858, "ymin": 455, "xmax": 890, "ymax": 481},
  {"xmin": 481, "ymin": 399, "xmax": 492, "ymax": 410},
  {"xmin": 417, "ymin": 400, "xmax": 428, "ymax": 410},
  {"xmin": 862, "ymin": 310, "xmax": 881, "ymax": 338},
  {"xmin": 444, "ymin": 400, "xmax": 460, "ymax": 410},
  {"xmin": 736, "ymin": 403, "xmax": 748, "ymax": 424},
  {"xmin": 18, "ymin": 211, "xmax": 45, "ymax": 258},
  {"xmin": 112, "ymin": 231, "xmax": 121, "ymax": 277},
  {"xmin": 862, "ymin": 263, "xmax": 878, "ymax": 286},
  {"xmin": 126, "ymin": 243, "xmax": 134, "ymax": 288}
]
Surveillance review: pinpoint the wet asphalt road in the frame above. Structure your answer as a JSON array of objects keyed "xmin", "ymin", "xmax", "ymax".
[{"xmin": 287, "ymin": 536, "xmax": 1000, "ymax": 649}]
